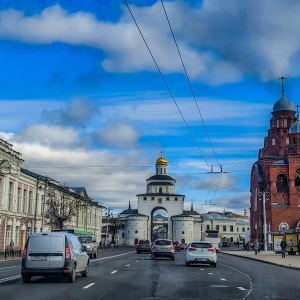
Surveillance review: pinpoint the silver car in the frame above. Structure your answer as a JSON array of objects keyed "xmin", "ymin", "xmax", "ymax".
[
  {"xmin": 21, "ymin": 231, "xmax": 89, "ymax": 283},
  {"xmin": 151, "ymin": 239, "xmax": 175, "ymax": 260}
]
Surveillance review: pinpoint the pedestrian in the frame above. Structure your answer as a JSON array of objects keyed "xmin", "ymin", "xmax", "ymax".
[
  {"xmin": 99, "ymin": 241, "xmax": 102, "ymax": 250},
  {"xmin": 246, "ymin": 241, "xmax": 250, "ymax": 251},
  {"xmin": 280, "ymin": 238, "xmax": 287, "ymax": 258},
  {"xmin": 288, "ymin": 239, "xmax": 294, "ymax": 255},
  {"xmin": 298, "ymin": 240, "xmax": 300, "ymax": 256},
  {"xmin": 9, "ymin": 239, "xmax": 14, "ymax": 256},
  {"xmin": 253, "ymin": 239, "xmax": 260, "ymax": 255}
]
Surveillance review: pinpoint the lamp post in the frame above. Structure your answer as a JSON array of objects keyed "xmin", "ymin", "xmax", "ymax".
[
  {"xmin": 259, "ymin": 191, "xmax": 270, "ymax": 251},
  {"xmin": 34, "ymin": 181, "xmax": 43, "ymax": 233},
  {"xmin": 106, "ymin": 208, "xmax": 110, "ymax": 247}
]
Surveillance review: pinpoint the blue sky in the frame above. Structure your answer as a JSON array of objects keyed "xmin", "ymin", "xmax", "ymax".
[{"xmin": 1, "ymin": 0, "xmax": 300, "ymax": 215}]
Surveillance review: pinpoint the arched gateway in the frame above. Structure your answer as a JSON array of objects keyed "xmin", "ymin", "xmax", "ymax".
[{"xmin": 119, "ymin": 154, "xmax": 202, "ymax": 245}]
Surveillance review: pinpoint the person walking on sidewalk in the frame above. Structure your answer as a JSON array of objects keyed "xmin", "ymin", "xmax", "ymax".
[
  {"xmin": 253, "ymin": 239, "xmax": 260, "ymax": 255},
  {"xmin": 288, "ymin": 239, "xmax": 294, "ymax": 255},
  {"xmin": 280, "ymin": 238, "xmax": 287, "ymax": 258},
  {"xmin": 297, "ymin": 240, "xmax": 300, "ymax": 256}
]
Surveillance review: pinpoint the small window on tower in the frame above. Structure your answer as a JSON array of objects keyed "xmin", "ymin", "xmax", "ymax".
[{"xmin": 272, "ymin": 138, "xmax": 276, "ymax": 145}]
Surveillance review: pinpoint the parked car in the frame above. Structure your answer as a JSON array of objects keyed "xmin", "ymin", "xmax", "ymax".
[
  {"xmin": 151, "ymin": 239, "xmax": 175, "ymax": 260},
  {"xmin": 185, "ymin": 241, "xmax": 217, "ymax": 267},
  {"xmin": 172, "ymin": 240, "xmax": 181, "ymax": 251},
  {"xmin": 136, "ymin": 239, "xmax": 151, "ymax": 253},
  {"xmin": 78, "ymin": 235, "xmax": 98, "ymax": 259},
  {"xmin": 180, "ymin": 242, "xmax": 187, "ymax": 250},
  {"xmin": 21, "ymin": 231, "xmax": 89, "ymax": 283}
]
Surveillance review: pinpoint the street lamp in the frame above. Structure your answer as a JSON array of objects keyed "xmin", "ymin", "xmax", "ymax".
[
  {"xmin": 106, "ymin": 208, "xmax": 111, "ymax": 247},
  {"xmin": 33, "ymin": 182, "xmax": 43, "ymax": 233},
  {"xmin": 259, "ymin": 191, "xmax": 270, "ymax": 251}
]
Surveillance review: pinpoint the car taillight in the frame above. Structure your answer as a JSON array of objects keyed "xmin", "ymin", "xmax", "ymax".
[
  {"xmin": 188, "ymin": 247, "xmax": 197, "ymax": 252},
  {"xmin": 65, "ymin": 247, "xmax": 71, "ymax": 260},
  {"xmin": 151, "ymin": 245, "xmax": 156, "ymax": 249},
  {"xmin": 208, "ymin": 248, "xmax": 216, "ymax": 252},
  {"xmin": 170, "ymin": 245, "xmax": 174, "ymax": 250},
  {"xmin": 22, "ymin": 248, "xmax": 27, "ymax": 259}
]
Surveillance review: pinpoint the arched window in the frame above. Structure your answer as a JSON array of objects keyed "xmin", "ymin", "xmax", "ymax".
[
  {"xmin": 276, "ymin": 174, "xmax": 288, "ymax": 193},
  {"xmin": 286, "ymin": 138, "xmax": 289, "ymax": 145},
  {"xmin": 295, "ymin": 169, "xmax": 300, "ymax": 186},
  {"xmin": 159, "ymin": 187, "xmax": 162, "ymax": 194},
  {"xmin": 284, "ymin": 119, "xmax": 287, "ymax": 127},
  {"xmin": 272, "ymin": 138, "xmax": 276, "ymax": 145},
  {"xmin": 279, "ymin": 222, "xmax": 289, "ymax": 233}
]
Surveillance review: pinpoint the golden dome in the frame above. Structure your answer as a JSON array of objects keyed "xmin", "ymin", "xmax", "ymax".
[{"xmin": 156, "ymin": 156, "xmax": 167, "ymax": 165}]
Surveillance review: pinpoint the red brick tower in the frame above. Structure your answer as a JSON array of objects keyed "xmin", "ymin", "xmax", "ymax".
[{"xmin": 250, "ymin": 80, "xmax": 300, "ymax": 247}]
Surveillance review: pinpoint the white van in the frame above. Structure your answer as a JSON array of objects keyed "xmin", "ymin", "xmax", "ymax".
[{"xmin": 21, "ymin": 231, "xmax": 89, "ymax": 283}]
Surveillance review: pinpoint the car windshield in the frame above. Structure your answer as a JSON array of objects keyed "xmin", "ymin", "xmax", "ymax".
[
  {"xmin": 155, "ymin": 240, "xmax": 171, "ymax": 246},
  {"xmin": 190, "ymin": 242, "xmax": 213, "ymax": 249},
  {"xmin": 139, "ymin": 240, "xmax": 150, "ymax": 244},
  {"xmin": 78, "ymin": 237, "xmax": 92, "ymax": 243}
]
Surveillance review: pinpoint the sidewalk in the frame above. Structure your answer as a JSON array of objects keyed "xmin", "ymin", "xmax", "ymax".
[{"xmin": 220, "ymin": 249, "xmax": 300, "ymax": 270}]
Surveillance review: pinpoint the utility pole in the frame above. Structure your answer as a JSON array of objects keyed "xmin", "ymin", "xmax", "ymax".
[
  {"xmin": 106, "ymin": 208, "xmax": 110, "ymax": 247},
  {"xmin": 259, "ymin": 191, "xmax": 270, "ymax": 251}
]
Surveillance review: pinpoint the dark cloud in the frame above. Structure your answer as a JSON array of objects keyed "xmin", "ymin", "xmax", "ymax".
[{"xmin": 41, "ymin": 97, "xmax": 99, "ymax": 127}]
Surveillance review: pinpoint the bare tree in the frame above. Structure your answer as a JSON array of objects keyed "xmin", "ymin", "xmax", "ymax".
[
  {"xmin": 44, "ymin": 186, "xmax": 78, "ymax": 230},
  {"xmin": 109, "ymin": 216, "xmax": 126, "ymax": 244}
]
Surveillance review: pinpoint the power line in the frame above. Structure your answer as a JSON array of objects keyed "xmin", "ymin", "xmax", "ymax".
[
  {"xmin": 160, "ymin": 0, "xmax": 221, "ymax": 169},
  {"xmin": 123, "ymin": 0, "xmax": 210, "ymax": 169}
]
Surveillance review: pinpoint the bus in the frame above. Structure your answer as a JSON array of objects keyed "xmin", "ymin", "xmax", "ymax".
[{"xmin": 204, "ymin": 230, "xmax": 220, "ymax": 251}]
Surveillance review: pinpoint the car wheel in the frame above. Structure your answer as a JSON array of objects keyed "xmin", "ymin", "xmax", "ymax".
[
  {"xmin": 68, "ymin": 266, "xmax": 76, "ymax": 283},
  {"xmin": 22, "ymin": 275, "xmax": 31, "ymax": 283},
  {"xmin": 171, "ymin": 255, "xmax": 175, "ymax": 260},
  {"xmin": 82, "ymin": 263, "xmax": 89, "ymax": 277},
  {"xmin": 93, "ymin": 251, "xmax": 97, "ymax": 259},
  {"xmin": 185, "ymin": 261, "xmax": 190, "ymax": 267},
  {"xmin": 137, "ymin": 251, "xmax": 140, "ymax": 254},
  {"xmin": 151, "ymin": 254, "xmax": 155, "ymax": 260},
  {"xmin": 212, "ymin": 262, "xmax": 217, "ymax": 268}
]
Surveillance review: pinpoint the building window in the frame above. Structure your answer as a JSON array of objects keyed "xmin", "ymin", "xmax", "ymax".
[
  {"xmin": 28, "ymin": 191, "xmax": 32, "ymax": 215},
  {"xmin": 279, "ymin": 222, "xmax": 289, "ymax": 232},
  {"xmin": 216, "ymin": 225, "xmax": 219, "ymax": 231},
  {"xmin": 242, "ymin": 227, "xmax": 245, "ymax": 232},
  {"xmin": 237, "ymin": 227, "xmax": 239, "ymax": 232},
  {"xmin": 286, "ymin": 138, "xmax": 289, "ymax": 145},
  {"xmin": 151, "ymin": 197, "xmax": 154, "ymax": 201},
  {"xmin": 8, "ymin": 182, "xmax": 13, "ymax": 211},
  {"xmin": 22, "ymin": 189, "xmax": 27, "ymax": 213},
  {"xmin": 182, "ymin": 231, "xmax": 184, "ymax": 234},
  {"xmin": 143, "ymin": 197, "xmax": 147, "ymax": 200},
  {"xmin": 17, "ymin": 188, "xmax": 21, "ymax": 212},
  {"xmin": 223, "ymin": 225, "xmax": 226, "ymax": 232},
  {"xmin": 296, "ymin": 169, "xmax": 300, "ymax": 186},
  {"xmin": 157, "ymin": 198, "xmax": 162, "ymax": 204},
  {"xmin": 159, "ymin": 187, "xmax": 162, "ymax": 194},
  {"xmin": 175, "ymin": 197, "xmax": 178, "ymax": 201},
  {"xmin": 206, "ymin": 225, "xmax": 210, "ymax": 230},
  {"xmin": 166, "ymin": 197, "xmax": 169, "ymax": 201},
  {"xmin": 276, "ymin": 174, "xmax": 288, "ymax": 193},
  {"xmin": 135, "ymin": 230, "xmax": 138, "ymax": 234},
  {"xmin": 15, "ymin": 226, "xmax": 20, "ymax": 245}
]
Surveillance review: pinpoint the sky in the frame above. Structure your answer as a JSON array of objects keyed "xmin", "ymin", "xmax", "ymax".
[{"xmin": 1, "ymin": 0, "xmax": 300, "ymax": 216}]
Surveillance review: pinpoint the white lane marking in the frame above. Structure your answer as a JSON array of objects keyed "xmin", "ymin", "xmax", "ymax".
[
  {"xmin": 220, "ymin": 263, "xmax": 253, "ymax": 298},
  {"xmin": 135, "ymin": 260, "xmax": 139, "ymax": 262},
  {"xmin": 126, "ymin": 264, "xmax": 130, "ymax": 267},
  {"xmin": 220, "ymin": 278, "xmax": 227, "ymax": 281},
  {"xmin": 0, "ymin": 266, "xmax": 19, "ymax": 270},
  {"xmin": 208, "ymin": 273, "xmax": 213, "ymax": 275},
  {"xmin": 83, "ymin": 283, "xmax": 95, "ymax": 289},
  {"xmin": 0, "ymin": 275, "xmax": 22, "ymax": 283},
  {"xmin": 210, "ymin": 285, "xmax": 229, "ymax": 288},
  {"xmin": 237, "ymin": 287, "xmax": 247, "ymax": 291},
  {"xmin": 90, "ymin": 251, "xmax": 134, "ymax": 262},
  {"xmin": 200, "ymin": 269, "xmax": 205, "ymax": 270},
  {"xmin": 110, "ymin": 270, "xmax": 118, "ymax": 274}
]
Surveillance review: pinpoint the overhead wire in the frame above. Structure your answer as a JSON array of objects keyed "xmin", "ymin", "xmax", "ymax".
[{"xmin": 123, "ymin": 0, "xmax": 210, "ymax": 169}]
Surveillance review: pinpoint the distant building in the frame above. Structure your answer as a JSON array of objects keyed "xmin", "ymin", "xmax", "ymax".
[
  {"xmin": 119, "ymin": 154, "xmax": 249, "ymax": 245},
  {"xmin": 250, "ymin": 84, "xmax": 300, "ymax": 247}
]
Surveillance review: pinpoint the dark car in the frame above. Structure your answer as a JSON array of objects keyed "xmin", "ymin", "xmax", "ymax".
[
  {"xmin": 136, "ymin": 239, "xmax": 151, "ymax": 254},
  {"xmin": 172, "ymin": 240, "xmax": 181, "ymax": 251}
]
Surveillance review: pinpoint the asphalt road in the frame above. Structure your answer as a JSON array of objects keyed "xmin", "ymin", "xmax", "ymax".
[{"xmin": 0, "ymin": 248, "xmax": 299, "ymax": 299}]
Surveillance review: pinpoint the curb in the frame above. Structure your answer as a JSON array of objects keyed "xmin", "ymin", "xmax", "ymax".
[{"xmin": 220, "ymin": 251, "xmax": 300, "ymax": 271}]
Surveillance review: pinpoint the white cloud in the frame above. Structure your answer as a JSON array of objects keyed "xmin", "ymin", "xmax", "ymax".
[{"xmin": 93, "ymin": 120, "xmax": 141, "ymax": 148}]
